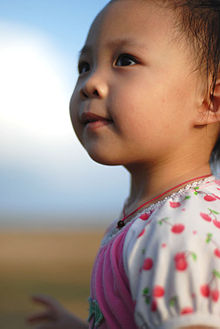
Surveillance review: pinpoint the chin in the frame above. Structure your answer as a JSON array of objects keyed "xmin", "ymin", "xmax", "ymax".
[{"xmin": 87, "ymin": 150, "xmax": 123, "ymax": 166}]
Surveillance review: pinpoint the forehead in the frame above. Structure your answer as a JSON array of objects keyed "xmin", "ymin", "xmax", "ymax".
[{"xmin": 83, "ymin": 0, "xmax": 178, "ymax": 55}]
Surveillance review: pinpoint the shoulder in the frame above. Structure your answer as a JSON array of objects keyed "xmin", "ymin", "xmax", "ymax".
[
  {"xmin": 124, "ymin": 175, "xmax": 220, "ymax": 253},
  {"xmin": 123, "ymin": 176, "xmax": 220, "ymax": 329}
]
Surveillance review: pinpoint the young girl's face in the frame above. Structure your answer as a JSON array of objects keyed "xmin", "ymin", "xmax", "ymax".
[{"xmin": 70, "ymin": 0, "xmax": 204, "ymax": 168}]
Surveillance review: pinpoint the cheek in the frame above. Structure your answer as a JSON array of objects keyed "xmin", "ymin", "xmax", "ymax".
[
  {"xmin": 69, "ymin": 91, "xmax": 83, "ymax": 140},
  {"xmin": 163, "ymin": 84, "xmax": 196, "ymax": 126},
  {"xmin": 110, "ymin": 79, "xmax": 193, "ymax": 148},
  {"xmin": 69, "ymin": 93, "xmax": 77, "ymax": 126},
  {"xmin": 110, "ymin": 80, "xmax": 160, "ymax": 128},
  {"xmin": 110, "ymin": 81, "xmax": 148, "ymax": 121}
]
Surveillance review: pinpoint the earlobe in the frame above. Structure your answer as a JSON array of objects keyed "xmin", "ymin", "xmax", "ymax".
[{"xmin": 195, "ymin": 77, "xmax": 220, "ymax": 126}]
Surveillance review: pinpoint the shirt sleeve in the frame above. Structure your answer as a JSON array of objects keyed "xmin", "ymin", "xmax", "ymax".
[{"xmin": 123, "ymin": 181, "xmax": 220, "ymax": 329}]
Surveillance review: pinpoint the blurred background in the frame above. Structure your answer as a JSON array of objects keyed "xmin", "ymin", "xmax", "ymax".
[
  {"xmin": 0, "ymin": 0, "xmax": 129, "ymax": 230},
  {"xmin": 0, "ymin": 1, "xmax": 129, "ymax": 328}
]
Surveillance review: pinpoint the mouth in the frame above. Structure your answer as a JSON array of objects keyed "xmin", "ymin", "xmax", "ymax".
[{"xmin": 80, "ymin": 112, "xmax": 113, "ymax": 127}]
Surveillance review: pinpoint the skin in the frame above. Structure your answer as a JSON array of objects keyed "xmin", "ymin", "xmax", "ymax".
[
  {"xmin": 27, "ymin": 295, "xmax": 88, "ymax": 329},
  {"xmin": 28, "ymin": 0, "xmax": 220, "ymax": 328},
  {"xmin": 70, "ymin": 0, "xmax": 220, "ymax": 214}
]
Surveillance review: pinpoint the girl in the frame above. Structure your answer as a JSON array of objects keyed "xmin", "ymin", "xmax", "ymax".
[{"xmin": 28, "ymin": 0, "xmax": 220, "ymax": 328}]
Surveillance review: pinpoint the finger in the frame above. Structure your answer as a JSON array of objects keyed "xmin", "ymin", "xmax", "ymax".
[
  {"xmin": 34, "ymin": 324, "xmax": 56, "ymax": 329},
  {"xmin": 27, "ymin": 311, "xmax": 54, "ymax": 323},
  {"xmin": 30, "ymin": 295, "xmax": 60, "ymax": 309}
]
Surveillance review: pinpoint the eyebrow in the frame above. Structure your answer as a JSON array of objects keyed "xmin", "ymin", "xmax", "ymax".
[{"xmin": 78, "ymin": 38, "xmax": 148, "ymax": 58}]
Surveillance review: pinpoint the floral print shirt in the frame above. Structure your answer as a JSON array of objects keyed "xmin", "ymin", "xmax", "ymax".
[
  {"xmin": 89, "ymin": 175, "xmax": 220, "ymax": 329},
  {"xmin": 123, "ymin": 175, "xmax": 220, "ymax": 328}
]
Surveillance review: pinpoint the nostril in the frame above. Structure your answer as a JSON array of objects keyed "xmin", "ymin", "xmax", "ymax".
[
  {"xmin": 80, "ymin": 88, "xmax": 99, "ymax": 99},
  {"xmin": 93, "ymin": 90, "xmax": 99, "ymax": 96}
]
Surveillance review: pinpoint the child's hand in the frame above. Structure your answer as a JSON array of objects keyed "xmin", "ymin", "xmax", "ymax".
[{"xmin": 27, "ymin": 294, "xmax": 88, "ymax": 329}]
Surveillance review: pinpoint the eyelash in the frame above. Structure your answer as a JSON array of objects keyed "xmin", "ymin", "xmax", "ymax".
[
  {"xmin": 78, "ymin": 61, "xmax": 90, "ymax": 75},
  {"xmin": 115, "ymin": 53, "xmax": 138, "ymax": 67},
  {"xmin": 78, "ymin": 53, "xmax": 138, "ymax": 75}
]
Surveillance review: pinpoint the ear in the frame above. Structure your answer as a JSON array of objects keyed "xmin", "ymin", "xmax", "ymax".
[{"xmin": 195, "ymin": 77, "xmax": 220, "ymax": 126}]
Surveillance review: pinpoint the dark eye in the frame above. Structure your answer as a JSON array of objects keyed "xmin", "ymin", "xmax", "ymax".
[
  {"xmin": 115, "ymin": 54, "xmax": 137, "ymax": 67},
  {"xmin": 78, "ymin": 61, "xmax": 90, "ymax": 74}
]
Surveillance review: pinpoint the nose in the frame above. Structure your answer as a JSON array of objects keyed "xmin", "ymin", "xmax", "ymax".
[{"xmin": 80, "ymin": 71, "xmax": 108, "ymax": 100}]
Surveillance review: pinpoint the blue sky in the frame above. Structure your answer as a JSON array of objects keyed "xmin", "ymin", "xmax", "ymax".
[{"xmin": 0, "ymin": 0, "xmax": 129, "ymax": 228}]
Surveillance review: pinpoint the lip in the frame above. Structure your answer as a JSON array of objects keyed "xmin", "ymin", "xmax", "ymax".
[
  {"xmin": 80, "ymin": 112, "xmax": 113, "ymax": 130},
  {"xmin": 86, "ymin": 120, "xmax": 112, "ymax": 130}
]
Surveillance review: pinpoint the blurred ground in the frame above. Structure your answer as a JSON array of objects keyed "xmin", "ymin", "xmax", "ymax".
[{"xmin": 0, "ymin": 230, "xmax": 103, "ymax": 329}]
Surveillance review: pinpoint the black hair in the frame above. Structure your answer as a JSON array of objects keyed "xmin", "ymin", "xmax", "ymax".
[{"xmin": 169, "ymin": 1, "xmax": 220, "ymax": 92}]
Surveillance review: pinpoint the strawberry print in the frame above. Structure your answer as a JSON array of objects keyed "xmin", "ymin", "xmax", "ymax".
[
  {"xmin": 158, "ymin": 217, "xmax": 185, "ymax": 234},
  {"xmin": 139, "ymin": 210, "xmax": 154, "ymax": 221},
  {"xmin": 200, "ymin": 208, "xmax": 220, "ymax": 229},
  {"xmin": 204, "ymin": 195, "xmax": 216, "ymax": 202},
  {"xmin": 153, "ymin": 285, "xmax": 165, "ymax": 297},
  {"xmin": 206, "ymin": 233, "xmax": 220, "ymax": 258},
  {"xmin": 142, "ymin": 285, "xmax": 165, "ymax": 313},
  {"xmin": 143, "ymin": 258, "xmax": 154, "ymax": 270},
  {"xmin": 169, "ymin": 201, "xmax": 181, "ymax": 208},
  {"xmin": 174, "ymin": 253, "xmax": 188, "ymax": 271},
  {"xmin": 211, "ymin": 290, "xmax": 219, "ymax": 302},
  {"xmin": 180, "ymin": 307, "xmax": 194, "ymax": 315},
  {"xmin": 194, "ymin": 186, "xmax": 218, "ymax": 202},
  {"xmin": 200, "ymin": 284, "xmax": 210, "ymax": 298},
  {"xmin": 200, "ymin": 270, "xmax": 220, "ymax": 301},
  {"xmin": 171, "ymin": 224, "xmax": 185, "ymax": 233},
  {"xmin": 122, "ymin": 176, "xmax": 220, "ymax": 328},
  {"xmin": 200, "ymin": 212, "xmax": 212, "ymax": 222},
  {"xmin": 169, "ymin": 296, "xmax": 194, "ymax": 316},
  {"xmin": 215, "ymin": 249, "xmax": 220, "ymax": 258},
  {"xmin": 140, "ymin": 213, "xmax": 151, "ymax": 220},
  {"xmin": 213, "ymin": 219, "xmax": 220, "ymax": 229},
  {"xmin": 174, "ymin": 251, "xmax": 197, "ymax": 271}
]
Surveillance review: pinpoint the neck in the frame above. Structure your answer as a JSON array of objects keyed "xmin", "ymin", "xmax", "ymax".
[{"xmin": 124, "ymin": 157, "xmax": 212, "ymax": 215}]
